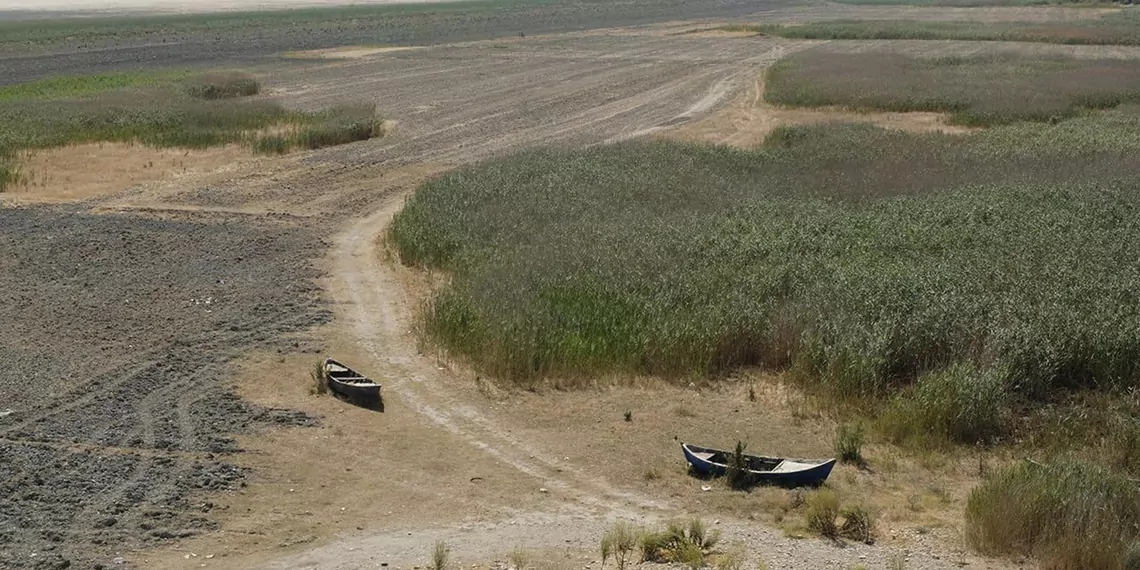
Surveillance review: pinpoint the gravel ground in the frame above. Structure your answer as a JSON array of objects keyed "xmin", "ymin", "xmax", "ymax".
[{"xmin": 0, "ymin": 206, "xmax": 328, "ymax": 569}]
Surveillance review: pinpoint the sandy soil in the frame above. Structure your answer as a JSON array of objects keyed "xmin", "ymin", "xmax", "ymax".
[
  {"xmin": 9, "ymin": 5, "xmax": 1137, "ymax": 569},
  {"xmin": 1, "ymin": 144, "xmax": 257, "ymax": 205}
]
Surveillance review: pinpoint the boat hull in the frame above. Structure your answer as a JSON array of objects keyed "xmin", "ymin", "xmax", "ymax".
[
  {"xmin": 682, "ymin": 443, "xmax": 835, "ymax": 488},
  {"xmin": 324, "ymin": 358, "xmax": 382, "ymax": 407},
  {"xmin": 328, "ymin": 378, "xmax": 381, "ymax": 402}
]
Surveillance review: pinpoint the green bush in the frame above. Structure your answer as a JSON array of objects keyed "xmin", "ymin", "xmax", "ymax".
[
  {"xmin": 253, "ymin": 134, "xmax": 291, "ymax": 155},
  {"xmin": 725, "ymin": 441, "xmax": 751, "ymax": 490},
  {"xmin": 184, "ymin": 72, "xmax": 260, "ymax": 100},
  {"xmin": 640, "ymin": 519, "xmax": 720, "ymax": 565},
  {"xmin": 834, "ymin": 423, "xmax": 865, "ymax": 464},
  {"xmin": 880, "ymin": 364, "xmax": 1008, "ymax": 446},
  {"xmin": 967, "ymin": 460, "xmax": 1140, "ymax": 569},
  {"xmin": 805, "ymin": 489, "xmax": 840, "ymax": 538},
  {"xmin": 839, "ymin": 505, "xmax": 875, "ymax": 544}
]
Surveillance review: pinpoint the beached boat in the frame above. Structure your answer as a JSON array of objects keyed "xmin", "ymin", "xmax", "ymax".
[
  {"xmin": 681, "ymin": 443, "xmax": 836, "ymax": 488},
  {"xmin": 324, "ymin": 358, "xmax": 381, "ymax": 403}
]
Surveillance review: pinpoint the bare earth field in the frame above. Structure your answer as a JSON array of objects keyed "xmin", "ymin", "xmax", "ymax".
[{"xmin": 5, "ymin": 3, "xmax": 1138, "ymax": 570}]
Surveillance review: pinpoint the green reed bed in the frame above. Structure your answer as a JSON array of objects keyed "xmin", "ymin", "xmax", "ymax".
[
  {"xmin": 967, "ymin": 459, "xmax": 1140, "ymax": 570},
  {"xmin": 734, "ymin": 12, "xmax": 1140, "ymax": 46},
  {"xmin": 390, "ymin": 101, "xmax": 1140, "ymax": 570},
  {"xmin": 834, "ymin": 0, "xmax": 1111, "ymax": 6},
  {"xmin": 765, "ymin": 50, "xmax": 1140, "ymax": 126},
  {"xmin": 0, "ymin": 72, "xmax": 380, "ymax": 191},
  {"xmin": 392, "ymin": 107, "xmax": 1140, "ymax": 402}
]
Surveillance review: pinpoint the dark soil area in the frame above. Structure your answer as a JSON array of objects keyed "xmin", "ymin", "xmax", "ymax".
[
  {"xmin": 0, "ymin": 0, "xmax": 793, "ymax": 85},
  {"xmin": 0, "ymin": 206, "xmax": 329, "ymax": 569}
]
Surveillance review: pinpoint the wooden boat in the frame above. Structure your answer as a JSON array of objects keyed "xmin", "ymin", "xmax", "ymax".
[
  {"xmin": 681, "ymin": 443, "xmax": 836, "ymax": 488},
  {"xmin": 324, "ymin": 358, "xmax": 381, "ymax": 403}
]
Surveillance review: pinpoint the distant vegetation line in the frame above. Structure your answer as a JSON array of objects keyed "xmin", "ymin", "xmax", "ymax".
[
  {"xmin": 765, "ymin": 51, "xmax": 1140, "ymax": 126},
  {"xmin": 722, "ymin": 10, "xmax": 1140, "ymax": 46},
  {"xmin": 834, "ymin": 0, "xmax": 1120, "ymax": 6}
]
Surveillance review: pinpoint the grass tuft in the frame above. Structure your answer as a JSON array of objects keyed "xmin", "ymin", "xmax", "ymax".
[
  {"xmin": 966, "ymin": 459, "xmax": 1140, "ymax": 569},
  {"xmin": 184, "ymin": 72, "xmax": 260, "ymax": 100},
  {"xmin": 880, "ymin": 364, "xmax": 1008, "ymax": 446},
  {"xmin": 601, "ymin": 521, "xmax": 639, "ymax": 570},
  {"xmin": 508, "ymin": 547, "xmax": 528, "ymax": 570},
  {"xmin": 431, "ymin": 540, "xmax": 449, "ymax": 570},
  {"xmin": 310, "ymin": 359, "xmax": 329, "ymax": 396},
  {"xmin": 640, "ymin": 519, "xmax": 720, "ymax": 566},
  {"xmin": 834, "ymin": 423, "xmax": 865, "ymax": 464}
]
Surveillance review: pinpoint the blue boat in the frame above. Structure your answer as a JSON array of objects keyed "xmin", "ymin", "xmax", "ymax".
[{"xmin": 681, "ymin": 443, "xmax": 836, "ymax": 488}]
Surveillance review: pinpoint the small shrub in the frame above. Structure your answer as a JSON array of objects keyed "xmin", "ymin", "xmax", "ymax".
[
  {"xmin": 643, "ymin": 467, "xmax": 661, "ymax": 481},
  {"xmin": 641, "ymin": 519, "xmax": 720, "ymax": 565},
  {"xmin": 253, "ymin": 134, "xmax": 290, "ymax": 155},
  {"xmin": 725, "ymin": 441, "xmax": 751, "ymax": 490},
  {"xmin": 624, "ymin": 410, "xmax": 632, "ymax": 422},
  {"xmin": 185, "ymin": 72, "xmax": 260, "ymax": 100},
  {"xmin": 601, "ymin": 521, "xmax": 639, "ymax": 570},
  {"xmin": 838, "ymin": 505, "xmax": 875, "ymax": 544},
  {"xmin": 675, "ymin": 540, "xmax": 706, "ymax": 570},
  {"xmin": 508, "ymin": 547, "xmax": 528, "ymax": 570},
  {"xmin": 805, "ymin": 489, "xmax": 840, "ymax": 539},
  {"xmin": 966, "ymin": 459, "xmax": 1140, "ymax": 569},
  {"xmin": 296, "ymin": 105, "xmax": 382, "ymax": 150},
  {"xmin": 834, "ymin": 423, "xmax": 864, "ymax": 464},
  {"xmin": 310, "ymin": 359, "xmax": 328, "ymax": 395},
  {"xmin": 431, "ymin": 541, "xmax": 449, "ymax": 570},
  {"xmin": 714, "ymin": 545, "xmax": 745, "ymax": 570}
]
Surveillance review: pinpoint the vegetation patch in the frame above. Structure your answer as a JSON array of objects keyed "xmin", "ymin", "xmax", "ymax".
[
  {"xmin": 0, "ymin": 72, "xmax": 381, "ymax": 191},
  {"xmin": 966, "ymin": 459, "xmax": 1140, "ymax": 569},
  {"xmin": 391, "ymin": 104, "xmax": 1140, "ymax": 401},
  {"xmin": 833, "ymin": 0, "xmax": 1115, "ymax": 6},
  {"xmin": 729, "ymin": 11, "xmax": 1140, "ymax": 45},
  {"xmin": 0, "ymin": 69, "xmax": 191, "ymax": 103},
  {"xmin": 766, "ymin": 50, "xmax": 1140, "ymax": 126}
]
